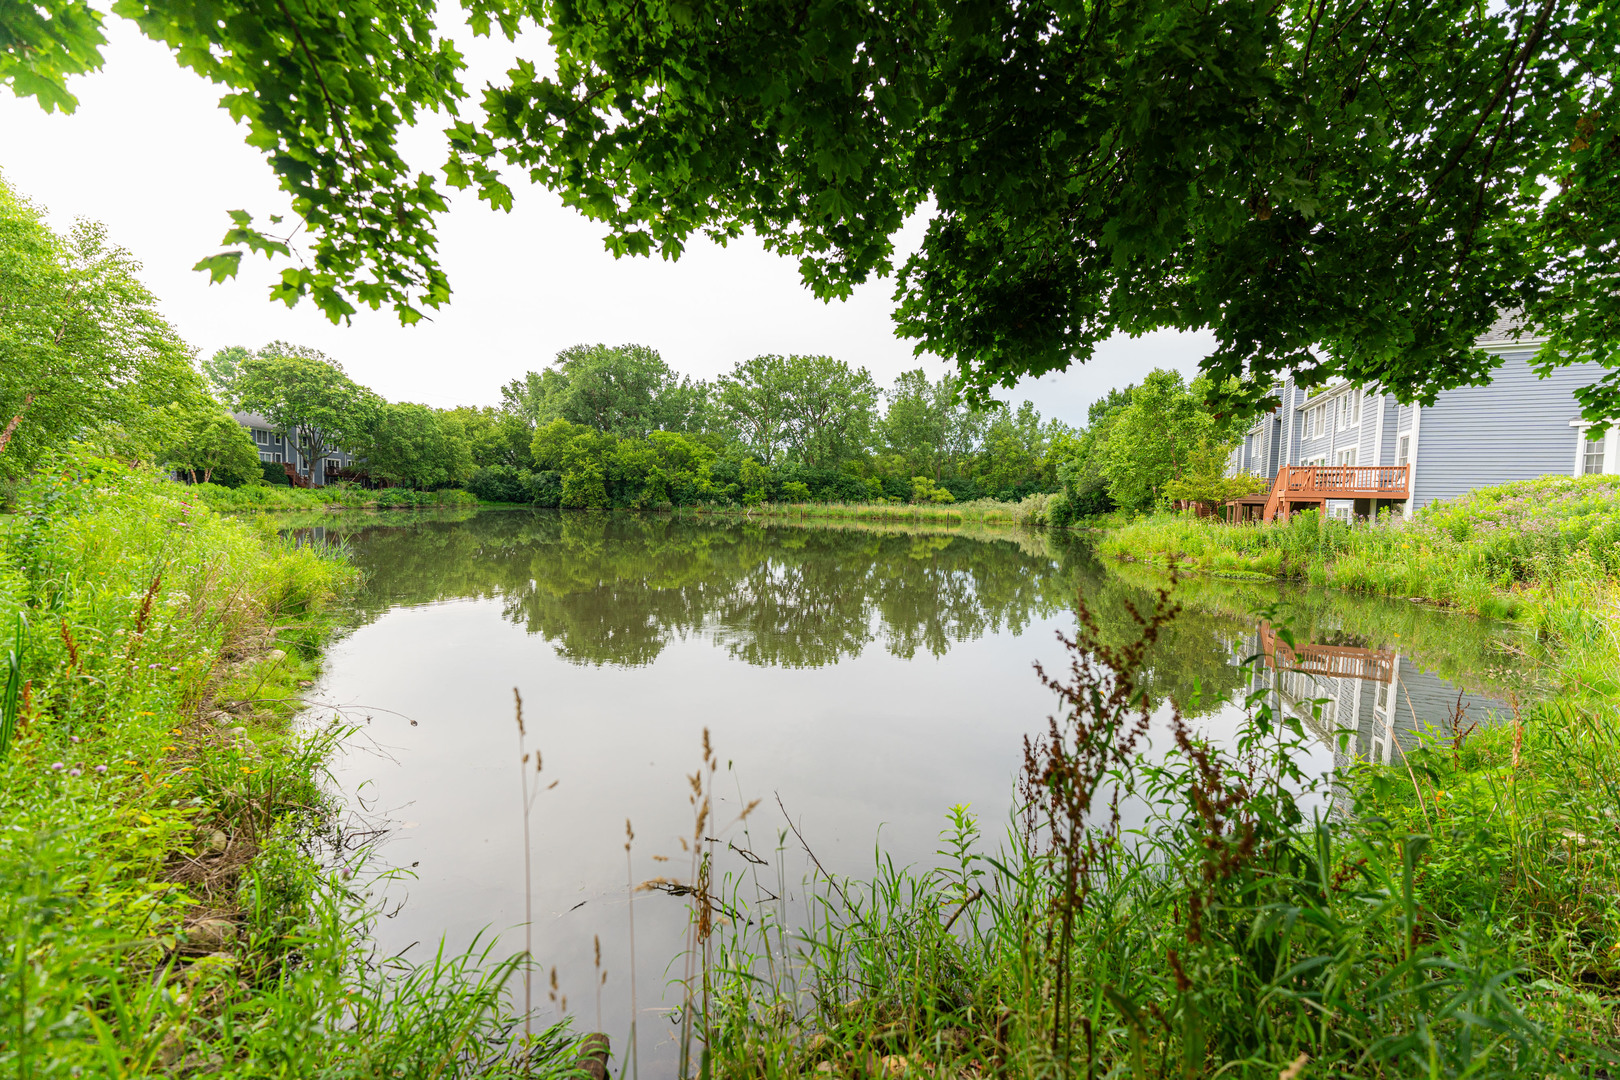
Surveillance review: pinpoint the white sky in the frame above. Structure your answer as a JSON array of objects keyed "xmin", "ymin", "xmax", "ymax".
[{"xmin": 0, "ymin": 16, "xmax": 1213, "ymax": 425}]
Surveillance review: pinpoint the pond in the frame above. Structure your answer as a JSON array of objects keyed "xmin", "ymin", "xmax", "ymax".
[{"xmin": 292, "ymin": 509, "xmax": 1528, "ymax": 1069}]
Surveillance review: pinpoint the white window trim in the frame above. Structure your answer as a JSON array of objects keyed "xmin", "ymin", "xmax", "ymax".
[
  {"xmin": 1570, "ymin": 421, "xmax": 1620, "ymax": 477},
  {"xmin": 1403, "ymin": 404, "xmax": 1422, "ymax": 519},
  {"xmin": 1371, "ymin": 389, "xmax": 1386, "ymax": 466}
]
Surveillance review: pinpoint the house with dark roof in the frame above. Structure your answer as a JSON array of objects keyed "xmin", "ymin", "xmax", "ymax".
[
  {"xmin": 231, "ymin": 412, "xmax": 356, "ymax": 487},
  {"xmin": 1225, "ymin": 317, "xmax": 1613, "ymax": 521}
]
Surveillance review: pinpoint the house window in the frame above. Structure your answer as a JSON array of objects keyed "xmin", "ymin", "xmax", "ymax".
[
  {"xmin": 1351, "ymin": 392, "xmax": 1362, "ymax": 425},
  {"xmin": 253, "ymin": 429, "xmax": 269, "ymax": 446},
  {"xmin": 1396, "ymin": 435, "xmax": 1410, "ymax": 467},
  {"xmin": 1310, "ymin": 406, "xmax": 1325, "ymax": 438},
  {"xmin": 326, "ymin": 458, "xmax": 343, "ymax": 472},
  {"xmin": 258, "ymin": 451, "xmax": 272, "ymax": 463},
  {"xmin": 1583, "ymin": 436, "xmax": 1606, "ymax": 475},
  {"xmin": 1336, "ymin": 447, "xmax": 1357, "ymax": 467}
]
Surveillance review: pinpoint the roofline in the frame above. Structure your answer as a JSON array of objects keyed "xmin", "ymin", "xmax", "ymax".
[{"xmin": 1476, "ymin": 335, "xmax": 1548, "ymax": 353}]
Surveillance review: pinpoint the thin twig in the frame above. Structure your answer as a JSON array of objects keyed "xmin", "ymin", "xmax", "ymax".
[{"xmin": 775, "ymin": 791, "xmax": 857, "ymax": 917}]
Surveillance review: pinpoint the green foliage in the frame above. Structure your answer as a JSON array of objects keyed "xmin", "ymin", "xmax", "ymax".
[
  {"xmin": 192, "ymin": 483, "xmax": 478, "ymax": 511},
  {"xmin": 0, "ymin": 174, "xmax": 206, "ymax": 479},
  {"xmin": 161, "ymin": 406, "xmax": 262, "ymax": 487},
  {"xmin": 354, "ymin": 401, "xmax": 475, "ymax": 489},
  {"xmin": 233, "ymin": 343, "xmax": 383, "ymax": 486},
  {"xmin": 909, "ymin": 475, "xmax": 954, "ymax": 504},
  {"xmin": 1162, "ymin": 470, "xmax": 1272, "ymax": 510},
  {"xmin": 715, "ymin": 354, "xmax": 880, "ymax": 469},
  {"xmin": 1100, "ymin": 369, "xmax": 1234, "ymax": 513},
  {"xmin": 450, "ymin": 403, "xmax": 534, "ymax": 470},
  {"xmin": 881, "ymin": 369, "xmax": 986, "ymax": 480},
  {"xmin": 0, "ymin": 460, "xmax": 578, "ymax": 1075},
  {"xmin": 519, "ymin": 343, "xmax": 706, "ymax": 438},
  {"xmin": 14, "ymin": 1, "xmax": 1620, "ymax": 425},
  {"xmin": 1097, "ymin": 473, "xmax": 1620, "ymax": 623},
  {"xmin": 683, "ymin": 597, "xmax": 1613, "ymax": 1078},
  {"xmin": 201, "ymin": 345, "xmax": 250, "ymax": 408}
]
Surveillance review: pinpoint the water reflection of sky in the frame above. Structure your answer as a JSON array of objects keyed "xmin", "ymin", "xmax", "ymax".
[{"xmin": 292, "ymin": 510, "xmax": 1525, "ymax": 1070}]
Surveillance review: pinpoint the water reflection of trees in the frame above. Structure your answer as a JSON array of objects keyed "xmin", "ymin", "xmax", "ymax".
[
  {"xmin": 330, "ymin": 511, "xmax": 1093, "ymax": 670},
  {"xmin": 305, "ymin": 511, "xmax": 1520, "ymax": 729}
]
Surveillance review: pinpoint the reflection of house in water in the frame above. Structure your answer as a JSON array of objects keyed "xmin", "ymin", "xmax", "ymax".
[{"xmin": 1246, "ymin": 623, "xmax": 1507, "ymax": 765}]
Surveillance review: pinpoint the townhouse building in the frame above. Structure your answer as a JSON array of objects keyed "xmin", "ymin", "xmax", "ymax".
[
  {"xmin": 1226, "ymin": 317, "xmax": 1614, "ymax": 520},
  {"xmin": 231, "ymin": 412, "xmax": 356, "ymax": 487}
]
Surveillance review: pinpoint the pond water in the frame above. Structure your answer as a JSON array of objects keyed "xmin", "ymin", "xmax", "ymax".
[{"xmin": 292, "ymin": 509, "xmax": 1528, "ymax": 1069}]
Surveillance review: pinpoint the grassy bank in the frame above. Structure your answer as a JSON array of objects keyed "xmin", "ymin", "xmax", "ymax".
[
  {"xmin": 634, "ymin": 480, "xmax": 1620, "ymax": 1077},
  {"xmin": 693, "ymin": 492, "xmax": 1061, "ymax": 527},
  {"xmin": 1, "ymin": 458, "xmax": 569, "ymax": 1076},
  {"xmin": 1094, "ymin": 474, "xmax": 1620, "ymax": 620},
  {"xmin": 665, "ymin": 576, "xmax": 1618, "ymax": 1077},
  {"xmin": 190, "ymin": 481, "xmax": 481, "ymax": 512}
]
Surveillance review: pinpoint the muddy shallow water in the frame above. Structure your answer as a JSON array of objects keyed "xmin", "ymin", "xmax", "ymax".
[{"xmin": 291, "ymin": 509, "xmax": 1523, "ymax": 1069}]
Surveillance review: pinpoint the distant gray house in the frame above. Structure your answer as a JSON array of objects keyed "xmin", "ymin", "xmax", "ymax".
[
  {"xmin": 1226, "ymin": 316, "xmax": 1614, "ymax": 520},
  {"xmin": 231, "ymin": 412, "xmax": 356, "ymax": 487}
]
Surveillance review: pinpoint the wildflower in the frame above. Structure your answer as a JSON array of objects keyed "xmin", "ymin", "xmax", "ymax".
[
  {"xmin": 95, "ymin": 765, "xmax": 108, "ymax": 774},
  {"xmin": 70, "ymin": 735, "xmax": 81, "ymax": 744},
  {"xmin": 68, "ymin": 768, "xmax": 81, "ymax": 777},
  {"xmin": 50, "ymin": 762, "xmax": 64, "ymax": 771}
]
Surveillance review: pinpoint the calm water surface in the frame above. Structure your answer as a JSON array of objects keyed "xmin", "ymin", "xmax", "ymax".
[{"xmin": 293, "ymin": 509, "xmax": 1524, "ymax": 1067}]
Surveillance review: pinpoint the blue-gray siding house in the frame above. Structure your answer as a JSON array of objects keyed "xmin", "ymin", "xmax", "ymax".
[
  {"xmin": 231, "ymin": 412, "xmax": 356, "ymax": 487},
  {"xmin": 1227, "ymin": 317, "xmax": 1615, "ymax": 517}
]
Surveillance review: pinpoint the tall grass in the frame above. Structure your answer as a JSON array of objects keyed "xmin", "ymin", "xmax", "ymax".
[
  {"xmin": 650, "ymin": 591, "xmax": 1618, "ymax": 1078},
  {"xmin": 1096, "ymin": 474, "xmax": 1620, "ymax": 620},
  {"xmin": 696, "ymin": 493, "xmax": 1061, "ymax": 528},
  {"xmin": 192, "ymin": 481, "xmax": 481, "ymax": 512},
  {"xmin": 0, "ymin": 454, "xmax": 574, "ymax": 1077}
]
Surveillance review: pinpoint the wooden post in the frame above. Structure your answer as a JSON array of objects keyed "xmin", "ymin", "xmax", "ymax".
[{"xmin": 574, "ymin": 1033, "xmax": 611, "ymax": 1080}]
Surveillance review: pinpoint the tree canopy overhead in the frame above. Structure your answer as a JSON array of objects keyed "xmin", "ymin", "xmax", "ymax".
[{"xmin": 8, "ymin": 0, "xmax": 1618, "ymax": 418}]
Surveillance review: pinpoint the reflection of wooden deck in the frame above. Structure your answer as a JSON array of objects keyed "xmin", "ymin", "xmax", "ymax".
[
  {"xmin": 1259, "ymin": 465, "xmax": 1409, "ymax": 522},
  {"xmin": 1259, "ymin": 623, "xmax": 1394, "ymax": 682}
]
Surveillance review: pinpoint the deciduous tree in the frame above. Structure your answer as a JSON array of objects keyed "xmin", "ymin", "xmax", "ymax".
[
  {"xmin": 163, "ymin": 406, "xmax": 261, "ymax": 486},
  {"xmin": 1101, "ymin": 370, "xmax": 1233, "ymax": 513},
  {"xmin": 233, "ymin": 344, "xmax": 381, "ymax": 486},
  {"xmin": 521, "ymin": 344, "xmax": 705, "ymax": 438},
  {"xmin": 356, "ymin": 403, "xmax": 475, "ymax": 489},
  {"xmin": 10, "ymin": 1, "xmax": 1617, "ymax": 421},
  {"xmin": 0, "ymin": 177, "xmax": 203, "ymax": 477}
]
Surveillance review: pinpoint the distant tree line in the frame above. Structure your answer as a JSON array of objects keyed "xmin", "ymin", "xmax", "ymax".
[
  {"xmin": 2, "ymin": 170, "xmax": 1248, "ymax": 517},
  {"xmin": 201, "ymin": 340, "xmax": 1091, "ymax": 508},
  {"xmin": 194, "ymin": 336, "xmax": 1265, "ymax": 517}
]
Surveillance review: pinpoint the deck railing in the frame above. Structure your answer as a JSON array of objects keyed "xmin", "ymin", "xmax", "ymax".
[
  {"xmin": 1260, "ymin": 464, "xmax": 1408, "ymax": 520},
  {"xmin": 1259, "ymin": 623, "xmax": 1395, "ymax": 682},
  {"xmin": 1280, "ymin": 464, "xmax": 1410, "ymax": 495}
]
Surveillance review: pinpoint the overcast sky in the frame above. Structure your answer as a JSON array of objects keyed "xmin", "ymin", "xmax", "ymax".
[{"xmin": 0, "ymin": 16, "xmax": 1214, "ymax": 426}]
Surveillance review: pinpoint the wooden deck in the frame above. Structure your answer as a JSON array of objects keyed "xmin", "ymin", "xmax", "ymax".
[
  {"xmin": 1258, "ymin": 623, "xmax": 1394, "ymax": 682},
  {"xmin": 1257, "ymin": 464, "xmax": 1409, "ymax": 522}
]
